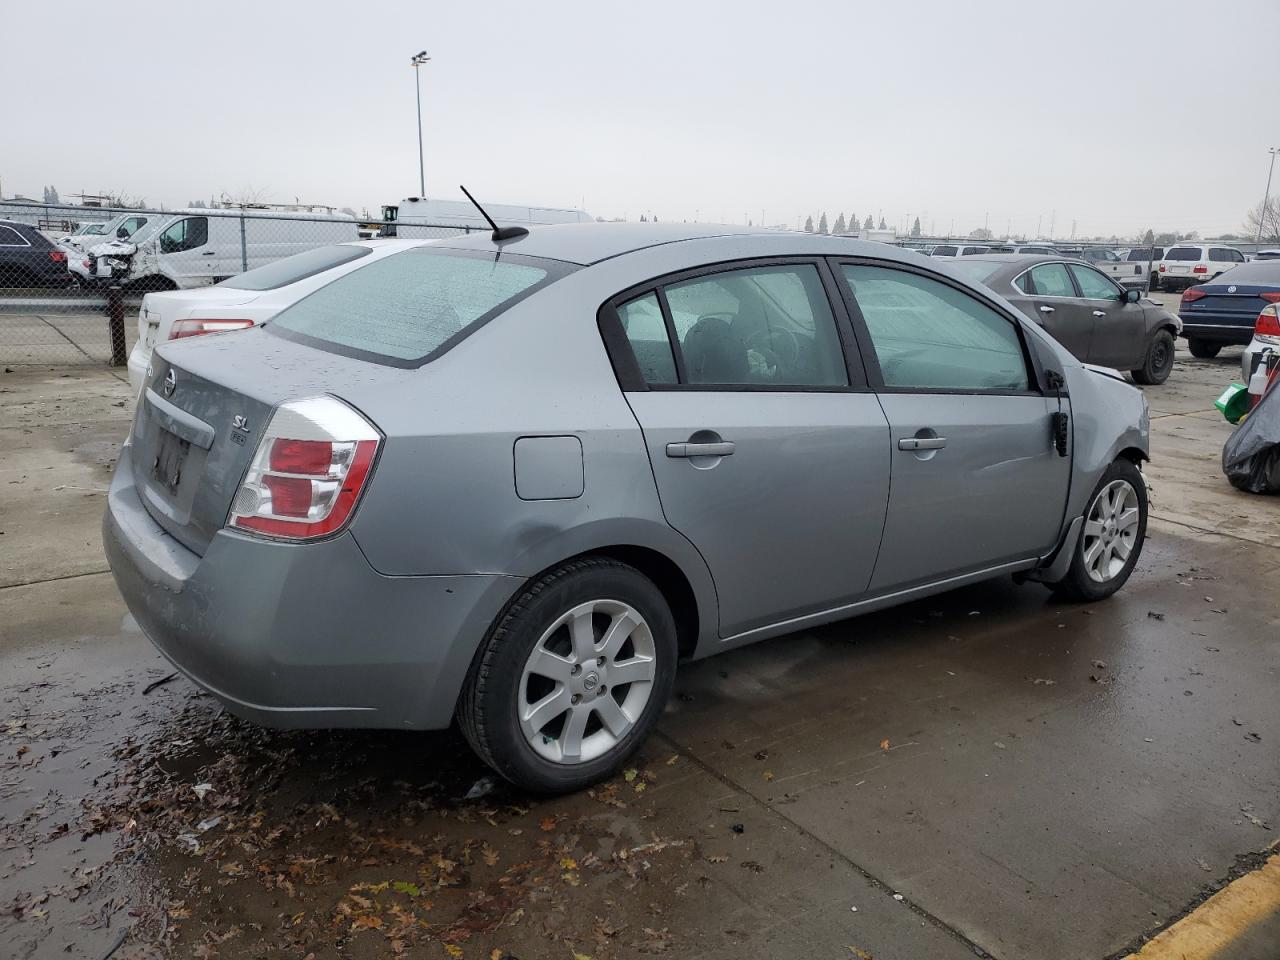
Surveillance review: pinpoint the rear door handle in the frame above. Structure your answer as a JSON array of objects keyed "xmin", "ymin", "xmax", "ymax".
[
  {"xmin": 1092, "ymin": 310, "xmax": 1106, "ymax": 317},
  {"xmin": 898, "ymin": 437, "xmax": 947, "ymax": 451},
  {"xmin": 666, "ymin": 441, "xmax": 735, "ymax": 458},
  {"xmin": 201, "ymin": 250, "xmax": 217, "ymax": 256}
]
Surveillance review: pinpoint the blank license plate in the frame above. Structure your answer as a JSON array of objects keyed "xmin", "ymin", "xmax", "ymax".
[{"xmin": 152, "ymin": 429, "xmax": 190, "ymax": 496}]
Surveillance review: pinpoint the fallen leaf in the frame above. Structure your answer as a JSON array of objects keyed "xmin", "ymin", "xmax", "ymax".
[
  {"xmin": 623, "ymin": 768, "xmax": 638, "ymax": 782},
  {"xmin": 763, "ymin": 771, "xmax": 775, "ymax": 781},
  {"xmin": 351, "ymin": 915, "xmax": 383, "ymax": 931},
  {"xmin": 392, "ymin": 881, "xmax": 421, "ymax": 897},
  {"xmin": 633, "ymin": 781, "xmax": 647, "ymax": 794},
  {"xmin": 539, "ymin": 816, "xmax": 557, "ymax": 832},
  {"xmin": 482, "ymin": 843, "xmax": 500, "ymax": 866},
  {"xmin": 879, "ymin": 739, "xmax": 890, "ymax": 752},
  {"xmin": 705, "ymin": 854, "xmax": 728, "ymax": 863},
  {"xmin": 560, "ymin": 857, "xmax": 578, "ymax": 870},
  {"xmin": 665, "ymin": 754, "xmax": 680, "ymax": 765}
]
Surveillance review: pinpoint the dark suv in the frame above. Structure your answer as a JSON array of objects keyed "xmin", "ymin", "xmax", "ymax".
[{"xmin": 0, "ymin": 219, "xmax": 70, "ymax": 287}]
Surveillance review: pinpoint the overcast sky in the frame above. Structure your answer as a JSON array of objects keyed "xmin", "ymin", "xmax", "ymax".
[{"xmin": 3, "ymin": 0, "xmax": 1276, "ymax": 239}]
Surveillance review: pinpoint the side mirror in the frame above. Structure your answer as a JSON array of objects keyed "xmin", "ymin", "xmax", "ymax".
[{"xmin": 1123, "ymin": 288, "xmax": 1141, "ymax": 304}]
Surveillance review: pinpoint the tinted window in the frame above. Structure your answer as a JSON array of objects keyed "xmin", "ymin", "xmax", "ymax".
[
  {"xmin": 618, "ymin": 292, "xmax": 677, "ymax": 385},
  {"xmin": 1028, "ymin": 263, "xmax": 1075, "ymax": 298},
  {"xmin": 270, "ymin": 248, "xmax": 560, "ymax": 363},
  {"xmin": 961, "ymin": 246, "xmax": 989, "ymax": 256},
  {"xmin": 1164, "ymin": 247, "xmax": 1202, "ymax": 261},
  {"xmin": 1208, "ymin": 248, "xmax": 1245, "ymax": 263},
  {"xmin": 159, "ymin": 217, "xmax": 208, "ymax": 253},
  {"xmin": 932, "ymin": 245, "xmax": 958, "ymax": 257},
  {"xmin": 663, "ymin": 264, "xmax": 847, "ymax": 387},
  {"xmin": 1068, "ymin": 264, "xmax": 1121, "ymax": 300},
  {"xmin": 219, "ymin": 244, "xmax": 372, "ymax": 291},
  {"xmin": 1126, "ymin": 247, "xmax": 1163, "ymax": 261},
  {"xmin": 843, "ymin": 265, "xmax": 1028, "ymax": 391},
  {"xmin": 0, "ymin": 225, "xmax": 29, "ymax": 246}
]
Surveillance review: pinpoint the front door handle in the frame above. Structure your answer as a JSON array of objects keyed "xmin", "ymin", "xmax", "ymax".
[
  {"xmin": 898, "ymin": 436, "xmax": 947, "ymax": 451},
  {"xmin": 1039, "ymin": 305, "xmax": 1055, "ymax": 314},
  {"xmin": 666, "ymin": 440, "xmax": 735, "ymax": 458},
  {"xmin": 201, "ymin": 250, "xmax": 216, "ymax": 256},
  {"xmin": 1092, "ymin": 310, "xmax": 1106, "ymax": 317}
]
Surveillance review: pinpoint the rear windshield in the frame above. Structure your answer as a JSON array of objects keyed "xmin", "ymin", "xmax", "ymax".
[
  {"xmin": 945, "ymin": 259, "xmax": 1003, "ymax": 285},
  {"xmin": 1126, "ymin": 247, "xmax": 1163, "ymax": 261},
  {"xmin": 268, "ymin": 247, "xmax": 568, "ymax": 364},
  {"xmin": 932, "ymin": 245, "xmax": 958, "ymax": 256},
  {"xmin": 1207, "ymin": 261, "xmax": 1280, "ymax": 284},
  {"xmin": 1164, "ymin": 247, "xmax": 1202, "ymax": 260},
  {"xmin": 219, "ymin": 244, "xmax": 372, "ymax": 291}
]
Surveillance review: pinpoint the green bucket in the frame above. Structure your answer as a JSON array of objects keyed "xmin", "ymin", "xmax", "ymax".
[{"xmin": 1215, "ymin": 382, "xmax": 1250, "ymax": 424}]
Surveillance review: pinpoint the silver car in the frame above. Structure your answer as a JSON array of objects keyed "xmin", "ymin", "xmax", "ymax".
[{"xmin": 104, "ymin": 224, "xmax": 1150, "ymax": 793}]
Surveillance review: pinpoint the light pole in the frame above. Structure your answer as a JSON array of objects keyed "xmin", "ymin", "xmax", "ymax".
[
  {"xmin": 1255, "ymin": 147, "xmax": 1278, "ymax": 248},
  {"xmin": 411, "ymin": 50, "xmax": 430, "ymax": 198}
]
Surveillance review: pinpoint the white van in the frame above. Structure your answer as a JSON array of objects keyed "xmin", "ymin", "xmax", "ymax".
[
  {"xmin": 380, "ymin": 196, "xmax": 592, "ymax": 239},
  {"xmin": 87, "ymin": 209, "xmax": 359, "ymax": 290}
]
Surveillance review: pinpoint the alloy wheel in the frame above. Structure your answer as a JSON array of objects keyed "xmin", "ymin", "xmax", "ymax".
[
  {"xmin": 518, "ymin": 599, "xmax": 657, "ymax": 764},
  {"xmin": 1082, "ymin": 479, "xmax": 1141, "ymax": 583}
]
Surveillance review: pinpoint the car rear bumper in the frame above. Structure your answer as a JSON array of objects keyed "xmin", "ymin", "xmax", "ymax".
[
  {"xmin": 103, "ymin": 449, "xmax": 520, "ymax": 730},
  {"xmin": 1178, "ymin": 320, "xmax": 1254, "ymax": 345}
]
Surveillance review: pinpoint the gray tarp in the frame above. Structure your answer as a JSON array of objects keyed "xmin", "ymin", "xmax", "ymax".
[{"xmin": 1223, "ymin": 378, "xmax": 1280, "ymax": 494}]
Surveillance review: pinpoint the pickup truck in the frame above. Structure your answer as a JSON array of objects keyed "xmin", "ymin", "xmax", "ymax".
[{"xmin": 1072, "ymin": 248, "xmax": 1145, "ymax": 288}]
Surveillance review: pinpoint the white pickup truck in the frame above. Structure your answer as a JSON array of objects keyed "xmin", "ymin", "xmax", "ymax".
[{"xmin": 1073, "ymin": 248, "xmax": 1145, "ymax": 288}]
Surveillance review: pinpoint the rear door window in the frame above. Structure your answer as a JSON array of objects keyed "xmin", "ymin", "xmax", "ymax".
[
  {"xmin": 0, "ymin": 225, "xmax": 30, "ymax": 246},
  {"xmin": 268, "ymin": 248, "xmax": 569, "ymax": 365},
  {"xmin": 932, "ymin": 245, "xmax": 958, "ymax": 257},
  {"xmin": 1027, "ymin": 263, "xmax": 1076, "ymax": 298}
]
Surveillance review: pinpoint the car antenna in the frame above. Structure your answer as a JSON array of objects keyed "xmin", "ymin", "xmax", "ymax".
[{"xmin": 459, "ymin": 185, "xmax": 529, "ymax": 243}]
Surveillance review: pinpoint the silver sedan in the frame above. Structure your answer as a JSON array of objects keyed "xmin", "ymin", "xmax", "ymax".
[{"xmin": 104, "ymin": 224, "xmax": 1150, "ymax": 793}]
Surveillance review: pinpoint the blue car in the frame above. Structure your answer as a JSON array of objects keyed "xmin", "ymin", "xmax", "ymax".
[{"xmin": 1178, "ymin": 260, "xmax": 1280, "ymax": 358}]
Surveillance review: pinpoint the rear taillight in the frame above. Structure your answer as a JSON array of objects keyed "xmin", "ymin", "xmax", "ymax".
[
  {"xmin": 169, "ymin": 318, "xmax": 255, "ymax": 340},
  {"xmin": 1257, "ymin": 304, "xmax": 1280, "ymax": 339},
  {"xmin": 1193, "ymin": 264, "xmax": 1208, "ymax": 273},
  {"xmin": 1260, "ymin": 292, "xmax": 1280, "ymax": 304},
  {"xmin": 49, "ymin": 251, "xmax": 66, "ymax": 264},
  {"xmin": 1181, "ymin": 288, "xmax": 1207, "ymax": 304},
  {"xmin": 82, "ymin": 259, "xmax": 91, "ymax": 269},
  {"xmin": 229, "ymin": 396, "xmax": 381, "ymax": 541},
  {"xmin": 1159, "ymin": 265, "xmax": 1166, "ymax": 272}
]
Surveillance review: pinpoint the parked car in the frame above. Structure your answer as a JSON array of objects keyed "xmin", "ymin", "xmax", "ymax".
[
  {"xmin": 948, "ymin": 254, "xmax": 1181, "ymax": 383},
  {"xmin": 1010, "ymin": 245, "xmax": 1060, "ymax": 255},
  {"xmin": 1074, "ymin": 248, "xmax": 1144, "ymax": 288},
  {"xmin": 86, "ymin": 209, "xmax": 360, "ymax": 290},
  {"xmin": 126, "ymin": 239, "xmax": 436, "ymax": 392},
  {"xmin": 69, "ymin": 213, "xmax": 158, "ymax": 286},
  {"xmin": 1123, "ymin": 246, "xmax": 1165, "ymax": 291},
  {"xmin": 1254, "ymin": 250, "xmax": 1280, "ymax": 261},
  {"xmin": 1178, "ymin": 260, "xmax": 1280, "ymax": 357},
  {"xmin": 931, "ymin": 243, "xmax": 990, "ymax": 257},
  {"xmin": 1241, "ymin": 302, "xmax": 1280, "ymax": 383},
  {"xmin": 104, "ymin": 223, "xmax": 1151, "ymax": 793},
  {"xmin": 1156, "ymin": 244, "xmax": 1247, "ymax": 292},
  {"xmin": 0, "ymin": 218, "xmax": 70, "ymax": 287}
]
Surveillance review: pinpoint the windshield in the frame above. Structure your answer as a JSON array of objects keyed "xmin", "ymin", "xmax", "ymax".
[
  {"xmin": 268, "ymin": 248, "xmax": 571, "ymax": 365},
  {"xmin": 946, "ymin": 259, "xmax": 1004, "ymax": 285},
  {"xmin": 219, "ymin": 244, "xmax": 372, "ymax": 291}
]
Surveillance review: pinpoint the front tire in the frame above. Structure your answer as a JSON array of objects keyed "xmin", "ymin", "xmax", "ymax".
[
  {"xmin": 1132, "ymin": 329, "xmax": 1175, "ymax": 385},
  {"xmin": 1050, "ymin": 459, "xmax": 1147, "ymax": 602},
  {"xmin": 458, "ymin": 558, "xmax": 677, "ymax": 794},
  {"xmin": 1187, "ymin": 338, "xmax": 1221, "ymax": 359}
]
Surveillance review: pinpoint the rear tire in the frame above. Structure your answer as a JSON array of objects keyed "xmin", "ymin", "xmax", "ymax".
[
  {"xmin": 1049, "ymin": 459, "xmax": 1147, "ymax": 603},
  {"xmin": 457, "ymin": 558, "xmax": 677, "ymax": 794},
  {"xmin": 1187, "ymin": 338, "xmax": 1221, "ymax": 359},
  {"xmin": 1132, "ymin": 329, "xmax": 1175, "ymax": 385}
]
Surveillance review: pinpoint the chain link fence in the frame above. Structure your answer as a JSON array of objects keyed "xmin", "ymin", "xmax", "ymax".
[{"xmin": 0, "ymin": 203, "xmax": 476, "ymax": 366}]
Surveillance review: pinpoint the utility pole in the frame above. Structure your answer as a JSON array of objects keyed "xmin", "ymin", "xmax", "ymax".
[
  {"xmin": 411, "ymin": 51, "xmax": 431, "ymax": 198},
  {"xmin": 1255, "ymin": 147, "xmax": 1279, "ymax": 248}
]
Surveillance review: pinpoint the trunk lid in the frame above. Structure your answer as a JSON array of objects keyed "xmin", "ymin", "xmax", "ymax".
[
  {"xmin": 129, "ymin": 327, "xmax": 406, "ymax": 555},
  {"xmin": 1182, "ymin": 283, "xmax": 1275, "ymax": 319}
]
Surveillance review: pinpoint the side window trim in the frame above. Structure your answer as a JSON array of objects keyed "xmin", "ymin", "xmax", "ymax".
[
  {"xmin": 830, "ymin": 256, "xmax": 1047, "ymax": 398},
  {"xmin": 0, "ymin": 225, "xmax": 32, "ymax": 247},
  {"xmin": 597, "ymin": 256, "xmax": 867, "ymax": 393}
]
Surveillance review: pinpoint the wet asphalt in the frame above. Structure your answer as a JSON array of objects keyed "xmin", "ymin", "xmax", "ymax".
[{"xmin": 1, "ymin": 320, "xmax": 1277, "ymax": 960}]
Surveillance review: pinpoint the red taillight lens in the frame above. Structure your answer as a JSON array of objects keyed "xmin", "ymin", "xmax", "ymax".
[
  {"xmin": 1257, "ymin": 304, "xmax": 1280, "ymax": 338},
  {"xmin": 1181, "ymin": 288, "xmax": 1207, "ymax": 304},
  {"xmin": 1193, "ymin": 264, "xmax": 1208, "ymax": 273},
  {"xmin": 229, "ymin": 397, "xmax": 380, "ymax": 541},
  {"xmin": 169, "ymin": 318, "xmax": 255, "ymax": 340},
  {"xmin": 269, "ymin": 438, "xmax": 334, "ymax": 475},
  {"xmin": 1260, "ymin": 292, "xmax": 1280, "ymax": 304},
  {"xmin": 49, "ymin": 251, "xmax": 67, "ymax": 264},
  {"xmin": 1159, "ymin": 265, "xmax": 1166, "ymax": 272}
]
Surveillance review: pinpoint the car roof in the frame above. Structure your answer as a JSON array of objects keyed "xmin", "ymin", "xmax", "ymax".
[{"xmin": 428, "ymin": 221, "xmax": 901, "ymax": 266}]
